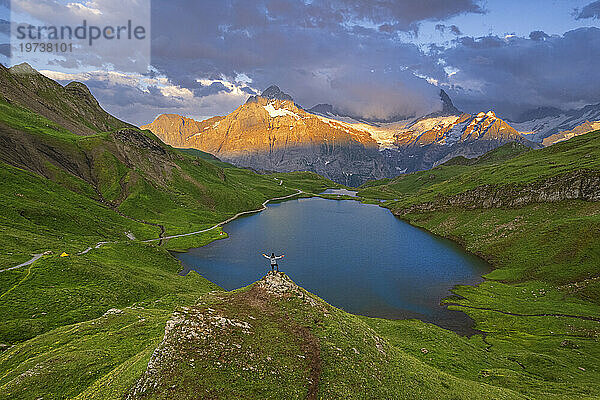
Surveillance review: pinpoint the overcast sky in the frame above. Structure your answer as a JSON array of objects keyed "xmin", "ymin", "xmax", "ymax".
[{"xmin": 2, "ymin": 0, "xmax": 600, "ymax": 125}]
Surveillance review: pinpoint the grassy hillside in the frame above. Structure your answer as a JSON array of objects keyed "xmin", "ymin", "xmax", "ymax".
[
  {"xmin": 8, "ymin": 272, "xmax": 593, "ymax": 400},
  {"xmin": 354, "ymin": 132, "xmax": 600, "ymax": 399},
  {"xmin": 94, "ymin": 273, "xmax": 528, "ymax": 400},
  {"xmin": 359, "ymin": 134, "xmax": 600, "ymax": 204},
  {"xmin": 0, "ymin": 63, "xmax": 134, "ymax": 135},
  {"xmin": 1, "ymin": 64, "xmax": 599, "ymax": 399}
]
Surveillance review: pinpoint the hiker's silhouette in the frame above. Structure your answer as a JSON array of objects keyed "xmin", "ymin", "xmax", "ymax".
[{"xmin": 262, "ymin": 252, "xmax": 284, "ymax": 272}]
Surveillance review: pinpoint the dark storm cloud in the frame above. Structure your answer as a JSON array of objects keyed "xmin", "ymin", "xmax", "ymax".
[
  {"xmin": 438, "ymin": 27, "xmax": 600, "ymax": 118},
  {"xmin": 148, "ymin": 0, "xmax": 483, "ymax": 119},
  {"xmin": 52, "ymin": 78, "xmax": 185, "ymax": 109},
  {"xmin": 575, "ymin": 1, "xmax": 600, "ymax": 19},
  {"xmin": 0, "ymin": 43, "xmax": 9, "ymax": 57},
  {"xmin": 0, "ymin": 18, "xmax": 9, "ymax": 36},
  {"xmin": 529, "ymin": 30, "xmax": 550, "ymax": 41},
  {"xmin": 330, "ymin": 0, "xmax": 483, "ymax": 31},
  {"xmin": 435, "ymin": 24, "xmax": 462, "ymax": 35}
]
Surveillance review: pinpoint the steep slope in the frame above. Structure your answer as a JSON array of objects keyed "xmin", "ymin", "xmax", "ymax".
[
  {"xmin": 140, "ymin": 114, "xmax": 224, "ymax": 148},
  {"xmin": 144, "ymin": 87, "xmax": 391, "ymax": 186},
  {"xmin": 0, "ymin": 63, "xmax": 134, "ymax": 135}
]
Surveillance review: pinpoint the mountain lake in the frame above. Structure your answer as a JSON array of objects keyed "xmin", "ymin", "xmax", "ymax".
[{"xmin": 176, "ymin": 196, "xmax": 491, "ymax": 335}]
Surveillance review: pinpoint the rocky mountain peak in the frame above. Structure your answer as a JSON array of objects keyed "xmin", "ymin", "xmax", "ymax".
[
  {"xmin": 256, "ymin": 271, "xmax": 300, "ymax": 296},
  {"xmin": 255, "ymin": 272, "xmax": 321, "ymax": 307},
  {"xmin": 245, "ymin": 85, "xmax": 294, "ymax": 105},
  {"xmin": 261, "ymin": 85, "xmax": 293, "ymax": 102},
  {"xmin": 513, "ymin": 106, "xmax": 563, "ymax": 123},
  {"xmin": 439, "ymin": 89, "xmax": 461, "ymax": 116},
  {"xmin": 9, "ymin": 62, "xmax": 38, "ymax": 75},
  {"xmin": 308, "ymin": 103, "xmax": 335, "ymax": 115}
]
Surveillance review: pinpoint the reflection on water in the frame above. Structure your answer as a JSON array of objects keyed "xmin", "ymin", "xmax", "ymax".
[
  {"xmin": 176, "ymin": 197, "xmax": 491, "ymax": 335},
  {"xmin": 320, "ymin": 189, "xmax": 358, "ymax": 197}
]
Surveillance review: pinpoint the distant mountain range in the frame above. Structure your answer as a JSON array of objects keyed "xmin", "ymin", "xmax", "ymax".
[
  {"xmin": 143, "ymin": 86, "xmax": 390, "ymax": 186},
  {"xmin": 510, "ymin": 103, "xmax": 600, "ymax": 144},
  {"xmin": 147, "ymin": 86, "xmax": 585, "ymax": 185}
]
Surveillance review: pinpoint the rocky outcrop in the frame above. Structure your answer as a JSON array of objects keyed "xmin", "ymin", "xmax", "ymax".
[
  {"xmin": 394, "ymin": 170, "xmax": 600, "ymax": 215},
  {"xmin": 255, "ymin": 271, "xmax": 322, "ymax": 308},
  {"xmin": 246, "ymin": 84, "xmax": 293, "ymax": 103},
  {"xmin": 113, "ymin": 129, "xmax": 168, "ymax": 156},
  {"xmin": 127, "ymin": 273, "xmax": 327, "ymax": 399},
  {"xmin": 511, "ymin": 103, "xmax": 600, "ymax": 143}
]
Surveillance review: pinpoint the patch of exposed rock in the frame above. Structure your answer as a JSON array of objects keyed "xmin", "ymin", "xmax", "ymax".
[
  {"xmin": 127, "ymin": 303, "xmax": 255, "ymax": 399},
  {"xmin": 113, "ymin": 129, "xmax": 168, "ymax": 156},
  {"xmin": 395, "ymin": 170, "xmax": 600, "ymax": 215},
  {"xmin": 256, "ymin": 272, "xmax": 325, "ymax": 309}
]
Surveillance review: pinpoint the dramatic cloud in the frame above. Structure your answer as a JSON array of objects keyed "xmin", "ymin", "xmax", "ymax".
[
  {"xmin": 575, "ymin": 1, "xmax": 600, "ymax": 19},
  {"xmin": 10, "ymin": 0, "xmax": 150, "ymax": 73},
  {"xmin": 435, "ymin": 24, "xmax": 462, "ymax": 36},
  {"xmin": 147, "ymin": 0, "xmax": 478, "ymax": 121},
  {"xmin": 40, "ymin": 69, "xmax": 256, "ymax": 125},
  {"xmin": 8, "ymin": 1, "xmax": 600, "ymax": 124},
  {"xmin": 438, "ymin": 28, "xmax": 600, "ymax": 118}
]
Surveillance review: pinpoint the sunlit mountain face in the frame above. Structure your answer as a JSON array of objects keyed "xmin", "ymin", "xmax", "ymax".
[{"xmin": 5, "ymin": 0, "xmax": 600, "ymax": 182}]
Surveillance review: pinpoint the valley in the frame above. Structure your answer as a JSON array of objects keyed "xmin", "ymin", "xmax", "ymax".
[{"xmin": 0, "ymin": 64, "xmax": 599, "ymax": 399}]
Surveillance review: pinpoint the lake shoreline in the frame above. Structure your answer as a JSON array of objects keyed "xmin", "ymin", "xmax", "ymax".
[{"xmin": 172, "ymin": 193, "xmax": 492, "ymax": 336}]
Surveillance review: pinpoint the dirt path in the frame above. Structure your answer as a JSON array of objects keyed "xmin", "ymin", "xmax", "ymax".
[
  {"xmin": 0, "ymin": 262, "xmax": 35, "ymax": 300},
  {"xmin": 2, "ymin": 184, "xmax": 303, "ymax": 270},
  {"xmin": 0, "ymin": 253, "xmax": 43, "ymax": 273},
  {"xmin": 142, "ymin": 188, "xmax": 303, "ymax": 243}
]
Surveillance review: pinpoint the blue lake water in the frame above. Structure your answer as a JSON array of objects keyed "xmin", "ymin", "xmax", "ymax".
[{"xmin": 176, "ymin": 197, "xmax": 491, "ymax": 334}]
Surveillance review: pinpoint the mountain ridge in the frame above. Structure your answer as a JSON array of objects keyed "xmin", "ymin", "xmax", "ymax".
[
  {"xmin": 0, "ymin": 62, "xmax": 134, "ymax": 135},
  {"xmin": 510, "ymin": 102, "xmax": 600, "ymax": 143},
  {"xmin": 143, "ymin": 87, "xmax": 540, "ymax": 184},
  {"xmin": 143, "ymin": 95, "xmax": 392, "ymax": 186}
]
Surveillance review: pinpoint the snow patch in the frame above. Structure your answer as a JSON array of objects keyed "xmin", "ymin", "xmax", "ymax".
[{"xmin": 263, "ymin": 103, "xmax": 300, "ymax": 119}]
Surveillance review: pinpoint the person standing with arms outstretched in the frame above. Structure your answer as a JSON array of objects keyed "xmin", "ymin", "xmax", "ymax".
[{"xmin": 262, "ymin": 252, "xmax": 284, "ymax": 272}]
